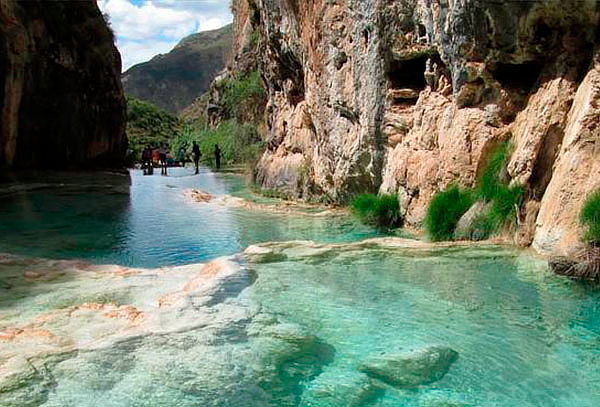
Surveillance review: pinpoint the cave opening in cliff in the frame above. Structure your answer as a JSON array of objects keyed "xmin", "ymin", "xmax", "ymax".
[
  {"xmin": 386, "ymin": 55, "xmax": 438, "ymax": 105},
  {"xmin": 388, "ymin": 57, "xmax": 427, "ymax": 91},
  {"xmin": 491, "ymin": 62, "xmax": 543, "ymax": 93}
]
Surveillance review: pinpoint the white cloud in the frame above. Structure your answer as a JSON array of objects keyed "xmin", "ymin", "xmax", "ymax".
[
  {"xmin": 198, "ymin": 15, "xmax": 229, "ymax": 31},
  {"xmin": 98, "ymin": 0, "xmax": 233, "ymax": 70},
  {"xmin": 117, "ymin": 39, "xmax": 175, "ymax": 71}
]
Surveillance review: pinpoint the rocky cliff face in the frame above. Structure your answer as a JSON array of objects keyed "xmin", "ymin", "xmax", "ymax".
[
  {"xmin": 0, "ymin": 0, "xmax": 126, "ymax": 169},
  {"xmin": 123, "ymin": 25, "xmax": 233, "ymax": 114},
  {"xmin": 182, "ymin": 1, "xmax": 262, "ymax": 127},
  {"xmin": 227, "ymin": 0, "xmax": 600, "ymax": 256}
]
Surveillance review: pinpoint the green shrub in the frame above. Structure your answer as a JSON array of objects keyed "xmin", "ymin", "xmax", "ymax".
[
  {"xmin": 125, "ymin": 96, "xmax": 182, "ymax": 160},
  {"xmin": 580, "ymin": 189, "xmax": 600, "ymax": 246},
  {"xmin": 351, "ymin": 193, "xmax": 402, "ymax": 228},
  {"xmin": 425, "ymin": 186, "xmax": 474, "ymax": 242}
]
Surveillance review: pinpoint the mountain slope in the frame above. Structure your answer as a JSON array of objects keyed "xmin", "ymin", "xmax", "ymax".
[{"xmin": 121, "ymin": 24, "xmax": 232, "ymax": 114}]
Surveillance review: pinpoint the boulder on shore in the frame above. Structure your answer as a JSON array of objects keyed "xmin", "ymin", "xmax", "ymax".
[
  {"xmin": 549, "ymin": 254, "xmax": 600, "ymax": 282},
  {"xmin": 454, "ymin": 201, "xmax": 493, "ymax": 241}
]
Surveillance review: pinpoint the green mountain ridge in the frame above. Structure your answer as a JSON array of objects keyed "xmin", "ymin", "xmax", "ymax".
[{"xmin": 122, "ymin": 24, "xmax": 233, "ymax": 114}]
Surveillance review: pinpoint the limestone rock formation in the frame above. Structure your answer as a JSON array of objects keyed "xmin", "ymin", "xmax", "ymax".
[
  {"xmin": 359, "ymin": 346, "xmax": 459, "ymax": 388},
  {"xmin": 220, "ymin": 0, "xmax": 600, "ymax": 255},
  {"xmin": 0, "ymin": 0, "xmax": 126, "ymax": 169},
  {"xmin": 454, "ymin": 201, "xmax": 493, "ymax": 241},
  {"xmin": 181, "ymin": 1, "xmax": 264, "ymax": 128},
  {"xmin": 122, "ymin": 25, "xmax": 233, "ymax": 113}
]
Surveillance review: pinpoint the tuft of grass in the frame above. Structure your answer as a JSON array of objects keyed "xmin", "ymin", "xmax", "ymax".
[
  {"xmin": 351, "ymin": 193, "xmax": 402, "ymax": 228},
  {"xmin": 424, "ymin": 141, "xmax": 524, "ymax": 242},
  {"xmin": 477, "ymin": 142, "xmax": 510, "ymax": 201},
  {"xmin": 580, "ymin": 189, "xmax": 600, "ymax": 246},
  {"xmin": 487, "ymin": 184, "xmax": 524, "ymax": 227},
  {"xmin": 425, "ymin": 185, "xmax": 474, "ymax": 242},
  {"xmin": 475, "ymin": 141, "xmax": 523, "ymax": 235}
]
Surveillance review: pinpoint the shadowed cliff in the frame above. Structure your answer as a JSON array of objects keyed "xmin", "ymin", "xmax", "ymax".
[{"xmin": 0, "ymin": 0, "xmax": 126, "ymax": 170}]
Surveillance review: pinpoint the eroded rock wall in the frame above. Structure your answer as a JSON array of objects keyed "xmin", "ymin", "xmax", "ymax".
[
  {"xmin": 0, "ymin": 0, "xmax": 126, "ymax": 169},
  {"xmin": 182, "ymin": 0, "xmax": 264, "ymax": 127},
  {"xmin": 252, "ymin": 0, "xmax": 389, "ymax": 202},
  {"xmin": 230, "ymin": 0, "xmax": 600, "ymax": 255}
]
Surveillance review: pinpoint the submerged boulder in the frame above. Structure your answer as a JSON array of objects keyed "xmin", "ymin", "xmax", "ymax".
[
  {"xmin": 359, "ymin": 346, "xmax": 458, "ymax": 388},
  {"xmin": 187, "ymin": 189, "xmax": 214, "ymax": 203},
  {"xmin": 244, "ymin": 245, "xmax": 288, "ymax": 264},
  {"xmin": 248, "ymin": 315, "xmax": 336, "ymax": 406},
  {"xmin": 301, "ymin": 371, "xmax": 381, "ymax": 407}
]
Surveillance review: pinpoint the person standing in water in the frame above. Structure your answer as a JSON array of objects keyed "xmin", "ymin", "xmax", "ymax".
[
  {"xmin": 214, "ymin": 144, "xmax": 222, "ymax": 170},
  {"xmin": 141, "ymin": 146, "xmax": 151, "ymax": 174},
  {"xmin": 159, "ymin": 144, "xmax": 168, "ymax": 175},
  {"xmin": 192, "ymin": 142, "xmax": 201, "ymax": 174},
  {"xmin": 177, "ymin": 146, "xmax": 186, "ymax": 168}
]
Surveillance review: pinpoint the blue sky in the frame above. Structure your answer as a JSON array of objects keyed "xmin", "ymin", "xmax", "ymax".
[{"xmin": 98, "ymin": 0, "xmax": 233, "ymax": 71}]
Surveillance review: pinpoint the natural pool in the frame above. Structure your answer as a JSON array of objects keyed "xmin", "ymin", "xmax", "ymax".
[
  {"xmin": 0, "ymin": 168, "xmax": 599, "ymax": 407},
  {"xmin": 0, "ymin": 168, "xmax": 384, "ymax": 267}
]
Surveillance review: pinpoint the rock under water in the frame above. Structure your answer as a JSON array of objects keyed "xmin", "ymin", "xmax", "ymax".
[
  {"xmin": 359, "ymin": 346, "xmax": 459, "ymax": 388},
  {"xmin": 1, "ymin": 237, "xmax": 599, "ymax": 406}
]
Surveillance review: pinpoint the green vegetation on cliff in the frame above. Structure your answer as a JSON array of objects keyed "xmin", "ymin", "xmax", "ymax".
[
  {"xmin": 220, "ymin": 71, "xmax": 266, "ymax": 120},
  {"xmin": 580, "ymin": 189, "xmax": 600, "ymax": 246},
  {"xmin": 173, "ymin": 70, "xmax": 267, "ymax": 168},
  {"xmin": 425, "ymin": 142, "xmax": 524, "ymax": 242},
  {"xmin": 350, "ymin": 194, "xmax": 402, "ymax": 228},
  {"xmin": 425, "ymin": 186, "xmax": 474, "ymax": 242},
  {"xmin": 126, "ymin": 77, "xmax": 266, "ymax": 168}
]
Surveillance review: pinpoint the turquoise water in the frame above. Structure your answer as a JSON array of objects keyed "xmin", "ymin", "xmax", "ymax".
[
  {"xmin": 0, "ymin": 168, "xmax": 383, "ymax": 267},
  {"xmin": 250, "ymin": 245, "xmax": 600, "ymax": 407},
  {"xmin": 0, "ymin": 168, "xmax": 599, "ymax": 407}
]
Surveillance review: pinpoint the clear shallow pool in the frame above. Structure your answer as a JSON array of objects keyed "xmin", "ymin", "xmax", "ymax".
[
  {"xmin": 0, "ymin": 168, "xmax": 599, "ymax": 407},
  {"xmin": 0, "ymin": 168, "xmax": 384, "ymax": 267},
  {"xmin": 249, "ymin": 243, "xmax": 600, "ymax": 407}
]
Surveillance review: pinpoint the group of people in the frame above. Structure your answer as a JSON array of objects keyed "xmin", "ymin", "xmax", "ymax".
[
  {"xmin": 141, "ymin": 144, "xmax": 170, "ymax": 175},
  {"xmin": 141, "ymin": 142, "xmax": 222, "ymax": 176}
]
